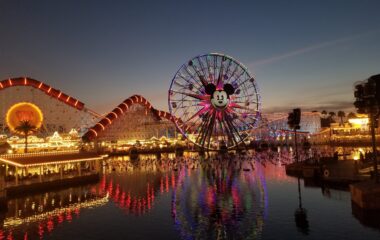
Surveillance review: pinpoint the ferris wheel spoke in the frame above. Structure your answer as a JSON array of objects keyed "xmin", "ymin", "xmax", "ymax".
[
  {"xmin": 199, "ymin": 112, "xmax": 216, "ymax": 147},
  {"xmin": 186, "ymin": 63, "xmax": 209, "ymax": 88},
  {"xmin": 203, "ymin": 111, "xmax": 217, "ymax": 149},
  {"xmin": 231, "ymin": 70, "xmax": 247, "ymax": 87},
  {"xmin": 229, "ymin": 102, "xmax": 258, "ymax": 112},
  {"xmin": 177, "ymin": 73, "xmax": 203, "ymax": 91},
  {"xmin": 225, "ymin": 116, "xmax": 246, "ymax": 146},
  {"xmin": 213, "ymin": 55, "xmax": 218, "ymax": 84},
  {"xmin": 205, "ymin": 55, "xmax": 213, "ymax": 82},
  {"xmin": 173, "ymin": 76, "xmax": 203, "ymax": 94},
  {"xmin": 195, "ymin": 57, "xmax": 208, "ymax": 79},
  {"xmin": 221, "ymin": 118, "xmax": 239, "ymax": 147},
  {"xmin": 171, "ymin": 99, "xmax": 200, "ymax": 103},
  {"xmin": 174, "ymin": 103, "xmax": 200, "ymax": 109},
  {"xmin": 236, "ymin": 77, "xmax": 255, "ymax": 89},
  {"xmin": 233, "ymin": 94, "xmax": 259, "ymax": 101},
  {"xmin": 195, "ymin": 113, "xmax": 212, "ymax": 146},
  {"xmin": 219, "ymin": 57, "xmax": 234, "ymax": 85},
  {"xmin": 183, "ymin": 67, "xmax": 205, "ymax": 89},
  {"xmin": 232, "ymin": 115, "xmax": 257, "ymax": 131},
  {"xmin": 216, "ymin": 59, "xmax": 225, "ymax": 87},
  {"xmin": 170, "ymin": 90, "xmax": 206, "ymax": 101},
  {"xmin": 225, "ymin": 63, "xmax": 240, "ymax": 84},
  {"xmin": 183, "ymin": 106, "xmax": 209, "ymax": 124}
]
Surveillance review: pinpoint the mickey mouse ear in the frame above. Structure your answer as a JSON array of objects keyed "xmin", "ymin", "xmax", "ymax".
[
  {"xmin": 223, "ymin": 84, "xmax": 235, "ymax": 95},
  {"xmin": 205, "ymin": 83, "xmax": 216, "ymax": 95}
]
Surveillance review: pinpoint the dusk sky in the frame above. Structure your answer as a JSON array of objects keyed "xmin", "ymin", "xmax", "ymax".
[{"xmin": 1, "ymin": 0, "xmax": 380, "ymax": 115}]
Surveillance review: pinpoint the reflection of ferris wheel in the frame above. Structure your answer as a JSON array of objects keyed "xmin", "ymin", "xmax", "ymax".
[{"xmin": 168, "ymin": 53, "xmax": 261, "ymax": 150}]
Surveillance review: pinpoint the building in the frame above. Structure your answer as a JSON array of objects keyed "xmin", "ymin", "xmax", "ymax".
[
  {"xmin": 310, "ymin": 114, "xmax": 380, "ymax": 146},
  {"xmin": 251, "ymin": 112, "xmax": 321, "ymax": 141}
]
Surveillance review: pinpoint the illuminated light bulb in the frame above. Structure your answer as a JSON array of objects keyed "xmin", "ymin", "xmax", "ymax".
[
  {"xmin": 96, "ymin": 123, "xmax": 105, "ymax": 130},
  {"xmin": 122, "ymin": 103, "xmax": 129, "ymax": 110},
  {"xmin": 110, "ymin": 112, "xmax": 118, "ymax": 118},
  {"xmin": 105, "ymin": 117, "xmax": 112, "ymax": 124},
  {"xmin": 89, "ymin": 129, "xmax": 98, "ymax": 137}
]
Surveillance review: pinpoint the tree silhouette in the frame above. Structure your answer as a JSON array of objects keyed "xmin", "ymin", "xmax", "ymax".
[
  {"xmin": 328, "ymin": 112, "xmax": 336, "ymax": 124},
  {"xmin": 337, "ymin": 111, "xmax": 345, "ymax": 126},
  {"xmin": 347, "ymin": 112, "xmax": 357, "ymax": 119},
  {"xmin": 15, "ymin": 120, "xmax": 37, "ymax": 153}
]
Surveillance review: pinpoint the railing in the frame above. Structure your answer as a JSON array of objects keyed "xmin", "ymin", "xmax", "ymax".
[
  {"xmin": 5, "ymin": 170, "xmax": 96, "ymax": 188},
  {"xmin": 0, "ymin": 150, "xmax": 80, "ymax": 159}
]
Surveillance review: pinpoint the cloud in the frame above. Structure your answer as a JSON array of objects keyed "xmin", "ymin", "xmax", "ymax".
[{"xmin": 249, "ymin": 29, "xmax": 380, "ymax": 67}]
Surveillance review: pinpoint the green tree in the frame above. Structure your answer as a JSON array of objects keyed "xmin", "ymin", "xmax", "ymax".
[
  {"xmin": 337, "ymin": 111, "xmax": 345, "ymax": 126},
  {"xmin": 15, "ymin": 120, "xmax": 37, "ymax": 153}
]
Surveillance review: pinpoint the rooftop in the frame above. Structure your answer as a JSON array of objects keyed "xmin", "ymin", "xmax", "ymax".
[{"xmin": 0, "ymin": 151, "xmax": 106, "ymax": 167}]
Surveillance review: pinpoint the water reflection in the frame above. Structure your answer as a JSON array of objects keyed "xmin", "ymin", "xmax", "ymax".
[
  {"xmin": 294, "ymin": 177, "xmax": 309, "ymax": 235},
  {"xmin": 0, "ymin": 152, "xmax": 379, "ymax": 239},
  {"xmin": 171, "ymin": 162, "xmax": 267, "ymax": 239},
  {"xmin": 0, "ymin": 187, "xmax": 108, "ymax": 239}
]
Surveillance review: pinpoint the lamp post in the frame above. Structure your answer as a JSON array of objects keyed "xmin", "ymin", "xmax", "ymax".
[{"xmin": 288, "ymin": 108, "xmax": 301, "ymax": 163}]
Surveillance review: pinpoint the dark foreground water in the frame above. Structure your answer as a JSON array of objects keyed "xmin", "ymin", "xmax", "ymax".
[{"xmin": 1, "ymin": 155, "xmax": 380, "ymax": 240}]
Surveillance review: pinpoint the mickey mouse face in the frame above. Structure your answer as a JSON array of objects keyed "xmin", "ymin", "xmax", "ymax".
[
  {"xmin": 205, "ymin": 83, "xmax": 235, "ymax": 110},
  {"xmin": 211, "ymin": 90, "xmax": 229, "ymax": 108}
]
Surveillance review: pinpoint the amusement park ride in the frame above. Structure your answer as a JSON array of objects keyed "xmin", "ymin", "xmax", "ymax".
[{"xmin": 168, "ymin": 53, "xmax": 261, "ymax": 150}]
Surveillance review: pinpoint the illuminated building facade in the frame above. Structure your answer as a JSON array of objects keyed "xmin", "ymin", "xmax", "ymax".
[
  {"xmin": 251, "ymin": 112, "xmax": 321, "ymax": 141},
  {"xmin": 310, "ymin": 114, "xmax": 380, "ymax": 145}
]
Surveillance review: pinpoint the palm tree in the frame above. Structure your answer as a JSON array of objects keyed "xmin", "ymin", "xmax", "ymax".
[
  {"xmin": 321, "ymin": 110, "xmax": 327, "ymax": 118},
  {"xmin": 328, "ymin": 112, "xmax": 336, "ymax": 124},
  {"xmin": 347, "ymin": 112, "xmax": 356, "ymax": 119},
  {"xmin": 15, "ymin": 120, "xmax": 37, "ymax": 153},
  {"xmin": 337, "ymin": 111, "xmax": 345, "ymax": 126}
]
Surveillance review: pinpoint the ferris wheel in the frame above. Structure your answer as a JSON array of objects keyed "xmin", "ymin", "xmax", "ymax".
[{"xmin": 168, "ymin": 53, "xmax": 261, "ymax": 150}]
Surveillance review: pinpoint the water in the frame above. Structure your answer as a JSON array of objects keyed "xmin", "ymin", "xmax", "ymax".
[{"xmin": 1, "ymin": 155, "xmax": 380, "ymax": 240}]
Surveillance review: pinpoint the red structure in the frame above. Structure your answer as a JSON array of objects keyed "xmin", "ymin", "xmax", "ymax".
[
  {"xmin": 0, "ymin": 77, "xmax": 85, "ymax": 110},
  {"xmin": 82, "ymin": 95, "xmax": 181, "ymax": 141}
]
